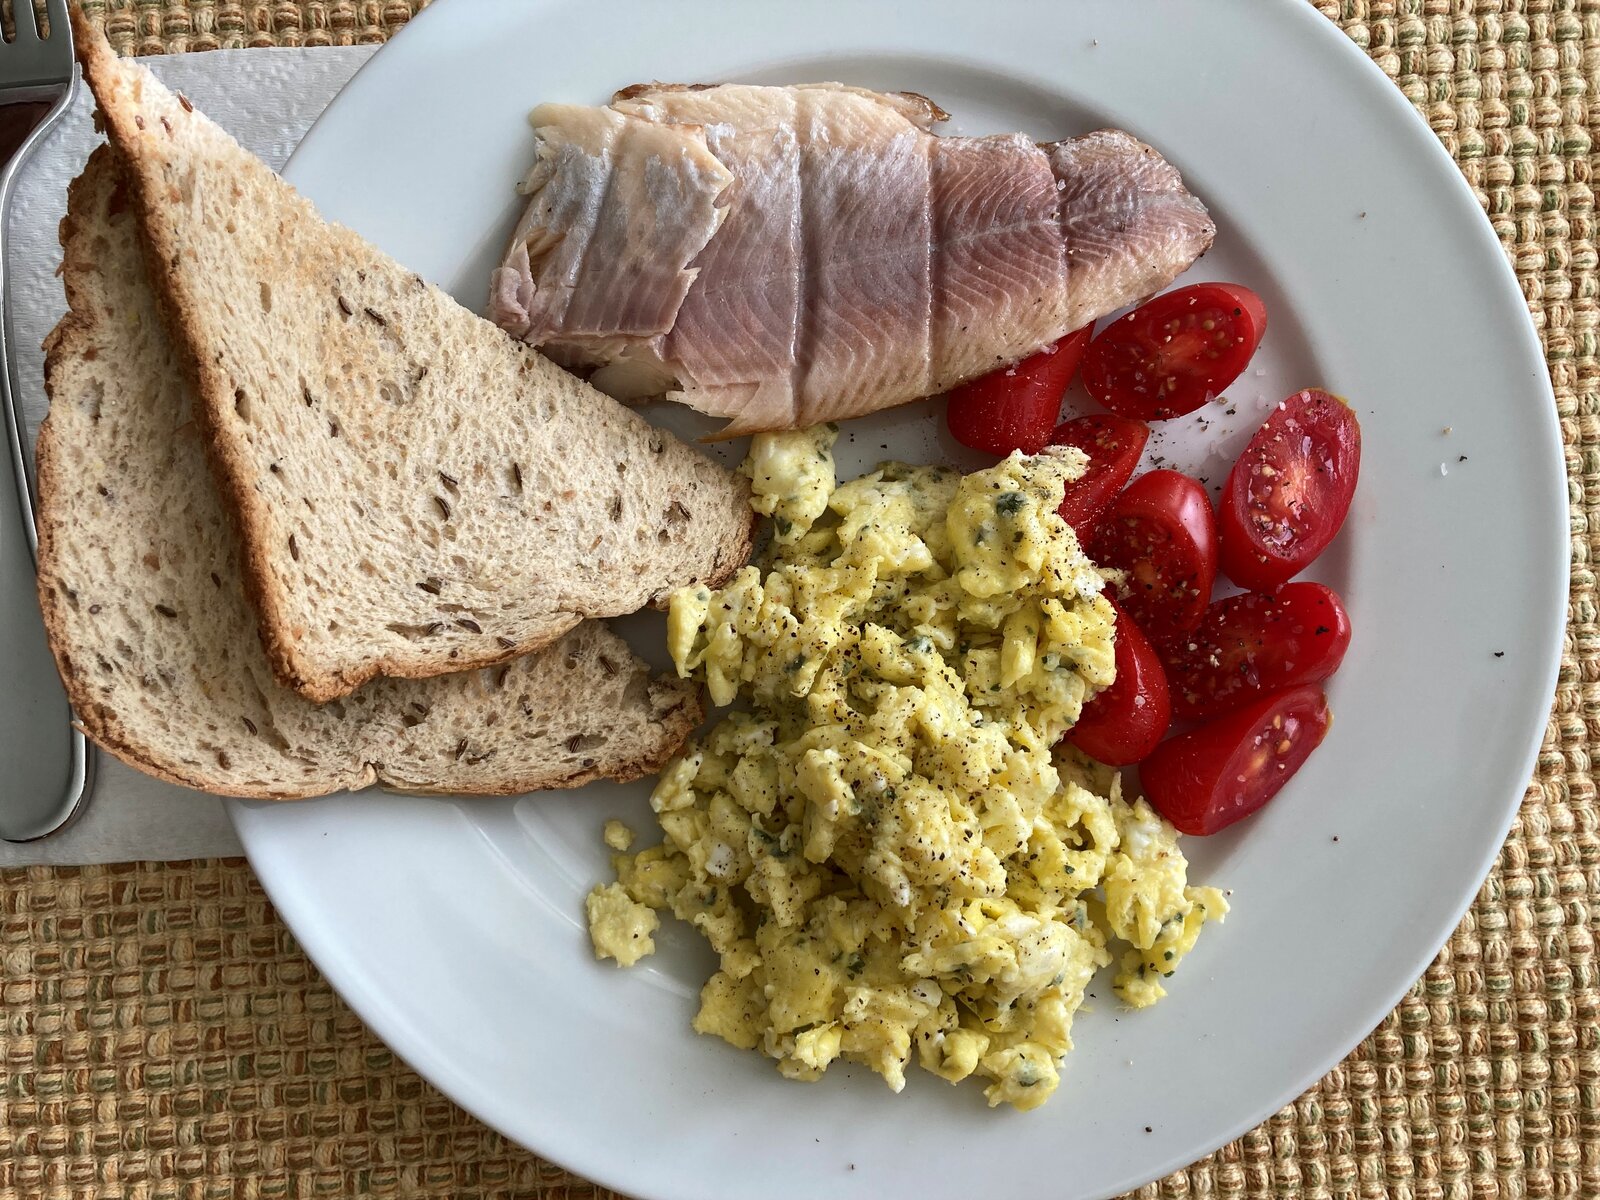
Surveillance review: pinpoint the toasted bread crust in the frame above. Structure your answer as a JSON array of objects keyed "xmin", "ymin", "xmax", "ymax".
[
  {"xmin": 70, "ymin": 20, "xmax": 328, "ymax": 702},
  {"xmin": 34, "ymin": 144, "xmax": 341, "ymax": 798},
  {"xmin": 34, "ymin": 131, "xmax": 707, "ymax": 800},
  {"xmin": 71, "ymin": 15, "xmax": 754, "ymax": 703}
]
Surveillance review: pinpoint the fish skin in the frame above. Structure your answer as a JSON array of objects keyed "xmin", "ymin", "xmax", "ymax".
[
  {"xmin": 490, "ymin": 83, "xmax": 1215, "ymax": 436},
  {"xmin": 627, "ymin": 86, "xmax": 806, "ymax": 422},
  {"xmin": 1045, "ymin": 131, "xmax": 1218, "ymax": 332},
  {"xmin": 929, "ymin": 132, "xmax": 1069, "ymax": 405},
  {"xmin": 489, "ymin": 103, "xmax": 732, "ymax": 346}
]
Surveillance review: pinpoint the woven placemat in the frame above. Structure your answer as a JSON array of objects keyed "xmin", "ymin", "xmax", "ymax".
[{"xmin": 2, "ymin": 1, "xmax": 1596, "ymax": 1197}]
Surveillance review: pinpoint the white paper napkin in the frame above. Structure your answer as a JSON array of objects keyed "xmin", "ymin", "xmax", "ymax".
[{"xmin": 1, "ymin": 46, "xmax": 378, "ymax": 867}]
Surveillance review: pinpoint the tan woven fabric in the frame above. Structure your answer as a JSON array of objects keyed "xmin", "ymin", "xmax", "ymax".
[
  {"xmin": 87, "ymin": 0, "xmax": 420, "ymax": 50},
  {"xmin": 1, "ymin": 1, "xmax": 1595, "ymax": 1196}
]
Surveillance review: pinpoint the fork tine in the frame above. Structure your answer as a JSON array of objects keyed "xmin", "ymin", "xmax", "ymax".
[
  {"xmin": 42, "ymin": 0, "xmax": 67, "ymax": 43},
  {"xmin": 12, "ymin": 0, "xmax": 40, "ymax": 42}
]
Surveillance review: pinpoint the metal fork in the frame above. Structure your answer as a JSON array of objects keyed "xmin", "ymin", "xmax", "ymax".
[{"xmin": 0, "ymin": 0, "xmax": 92, "ymax": 841}]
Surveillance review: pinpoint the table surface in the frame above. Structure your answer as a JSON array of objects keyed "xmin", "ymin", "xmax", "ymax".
[{"xmin": 2, "ymin": 2, "xmax": 1597, "ymax": 1198}]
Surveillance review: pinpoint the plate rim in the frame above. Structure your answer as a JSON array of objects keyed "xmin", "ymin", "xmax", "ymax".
[{"xmin": 229, "ymin": 0, "xmax": 1569, "ymax": 1195}]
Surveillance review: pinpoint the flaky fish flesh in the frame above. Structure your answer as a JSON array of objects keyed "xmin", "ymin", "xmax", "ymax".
[{"xmin": 490, "ymin": 82, "xmax": 1215, "ymax": 436}]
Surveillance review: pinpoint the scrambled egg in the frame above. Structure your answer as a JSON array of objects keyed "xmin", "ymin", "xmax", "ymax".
[{"xmin": 586, "ymin": 428, "xmax": 1226, "ymax": 1110}]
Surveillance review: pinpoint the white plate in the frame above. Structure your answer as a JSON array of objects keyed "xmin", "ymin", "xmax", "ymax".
[{"xmin": 228, "ymin": 2, "xmax": 1567, "ymax": 1197}]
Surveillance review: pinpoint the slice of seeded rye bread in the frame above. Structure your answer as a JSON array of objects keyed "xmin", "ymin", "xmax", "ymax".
[
  {"xmin": 70, "ymin": 15, "xmax": 754, "ymax": 704},
  {"xmin": 34, "ymin": 146, "xmax": 702, "ymax": 800}
]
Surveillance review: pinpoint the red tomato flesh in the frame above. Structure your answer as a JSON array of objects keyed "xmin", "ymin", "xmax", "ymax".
[
  {"xmin": 1162, "ymin": 583, "xmax": 1351, "ymax": 720},
  {"xmin": 1066, "ymin": 599, "xmax": 1172, "ymax": 765},
  {"xmin": 1140, "ymin": 685, "xmax": 1331, "ymax": 835},
  {"xmin": 945, "ymin": 327, "xmax": 1093, "ymax": 456},
  {"xmin": 1091, "ymin": 470, "xmax": 1218, "ymax": 643},
  {"xmin": 1082, "ymin": 284, "xmax": 1267, "ymax": 420},
  {"xmin": 1048, "ymin": 414, "xmax": 1150, "ymax": 538},
  {"xmin": 1220, "ymin": 388, "xmax": 1362, "ymax": 592}
]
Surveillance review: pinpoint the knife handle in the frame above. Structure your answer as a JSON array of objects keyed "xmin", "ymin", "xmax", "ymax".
[
  {"xmin": 0, "ymin": 441, "xmax": 90, "ymax": 841},
  {"xmin": 0, "ymin": 91, "xmax": 92, "ymax": 842}
]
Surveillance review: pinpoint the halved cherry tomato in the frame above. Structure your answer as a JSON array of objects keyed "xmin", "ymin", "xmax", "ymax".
[
  {"xmin": 1048, "ymin": 414, "xmax": 1150, "ymax": 538},
  {"xmin": 1081, "ymin": 283, "xmax": 1267, "ymax": 420},
  {"xmin": 1141, "ymin": 685, "xmax": 1331, "ymax": 835},
  {"xmin": 1066, "ymin": 598, "xmax": 1171, "ymax": 765},
  {"xmin": 1091, "ymin": 470, "xmax": 1218, "ymax": 643},
  {"xmin": 945, "ymin": 327, "xmax": 1093, "ymax": 456},
  {"xmin": 1220, "ymin": 388, "xmax": 1361, "ymax": 592},
  {"xmin": 1162, "ymin": 583, "xmax": 1351, "ymax": 720}
]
